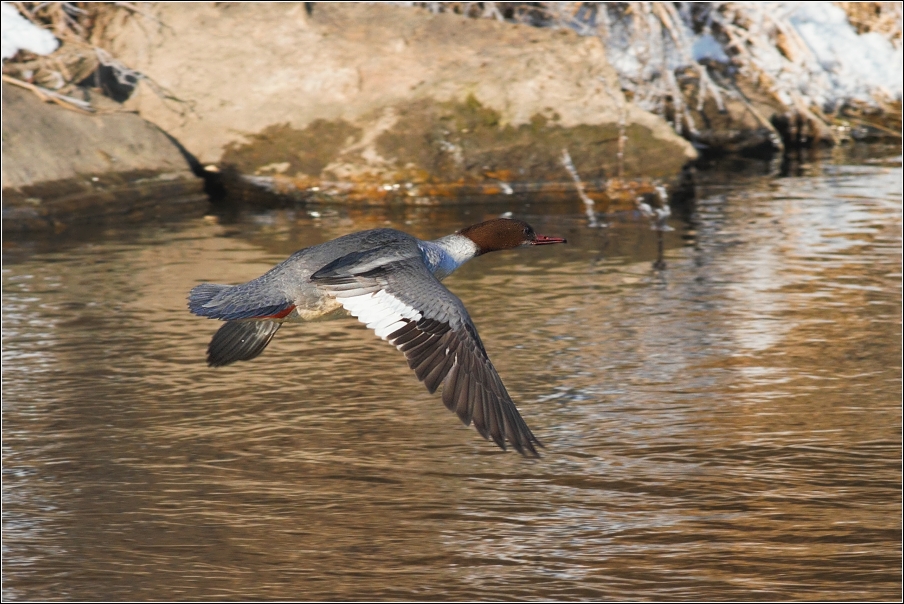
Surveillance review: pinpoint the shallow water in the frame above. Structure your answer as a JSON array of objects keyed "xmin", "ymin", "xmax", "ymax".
[{"xmin": 3, "ymin": 149, "xmax": 901, "ymax": 600}]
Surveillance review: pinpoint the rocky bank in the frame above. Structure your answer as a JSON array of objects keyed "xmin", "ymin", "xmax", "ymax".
[
  {"xmin": 5, "ymin": 3, "xmax": 701, "ymax": 231},
  {"xmin": 2, "ymin": 81, "xmax": 207, "ymax": 232}
]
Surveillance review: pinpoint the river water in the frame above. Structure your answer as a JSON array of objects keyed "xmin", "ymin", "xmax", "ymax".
[{"xmin": 3, "ymin": 148, "xmax": 901, "ymax": 600}]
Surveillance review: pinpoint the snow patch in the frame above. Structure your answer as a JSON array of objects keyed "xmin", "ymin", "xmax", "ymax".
[
  {"xmin": 2, "ymin": 2, "xmax": 58, "ymax": 61},
  {"xmin": 787, "ymin": 3, "xmax": 902, "ymax": 103}
]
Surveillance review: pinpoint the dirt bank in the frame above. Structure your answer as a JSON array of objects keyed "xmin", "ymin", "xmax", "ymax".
[
  {"xmin": 102, "ymin": 3, "xmax": 695, "ymax": 203},
  {"xmin": 3, "ymin": 2, "xmax": 702, "ymax": 232}
]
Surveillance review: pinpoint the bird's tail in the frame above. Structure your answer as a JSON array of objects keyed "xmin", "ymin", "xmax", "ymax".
[
  {"xmin": 188, "ymin": 283, "xmax": 230, "ymax": 317},
  {"xmin": 189, "ymin": 282, "xmax": 295, "ymax": 321},
  {"xmin": 189, "ymin": 282, "xmax": 293, "ymax": 366}
]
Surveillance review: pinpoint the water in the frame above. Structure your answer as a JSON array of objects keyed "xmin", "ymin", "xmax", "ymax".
[{"xmin": 3, "ymin": 149, "xmax": 901, "ymax": 600}]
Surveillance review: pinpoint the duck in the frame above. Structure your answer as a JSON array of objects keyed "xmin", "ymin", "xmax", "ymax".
[{"xmin": 188, "ymin": 217, "xmax": 566, "ymax": 456}]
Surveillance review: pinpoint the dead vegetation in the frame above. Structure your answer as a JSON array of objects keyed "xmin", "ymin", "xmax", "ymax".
[
  {"xmin": 2, "ymin": 2, "xmax": 176, "ymax": 113},
  {"xmin": 407, "ymin": 2, "xmax": 902, "ymax": 146},
  {"xmin": 5, "ymin": 2, "xmax": 899, "ymax": 143}
]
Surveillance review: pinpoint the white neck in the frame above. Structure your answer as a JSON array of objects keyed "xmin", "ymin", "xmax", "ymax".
[{"xmin": 419, "ymin": 234, "xmax": 479, "ymax": 281}]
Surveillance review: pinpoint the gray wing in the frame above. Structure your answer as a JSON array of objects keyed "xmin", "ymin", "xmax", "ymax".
[{"xmin": 311, "ymin": 249, "xmax": 541, "ymax": 457}]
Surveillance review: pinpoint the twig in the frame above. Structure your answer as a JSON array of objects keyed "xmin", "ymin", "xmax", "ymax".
[
  {"xmin": 2, "ymin": 74, "xmax": 94, "ymax": 113},
  {"xmin": 561, "ymin": 148, "xmax": 605, "ymax": 228},
  {"xmin": 11, "ymin": 2, "xmax": 43, "ymax": 26},
  {"xmin": 841, "ymin": 115, "xmax": 903, "ymax": 138},
  {"xmin": 113, "ymin": 2, "xmax": 172, "ymax": 30}
]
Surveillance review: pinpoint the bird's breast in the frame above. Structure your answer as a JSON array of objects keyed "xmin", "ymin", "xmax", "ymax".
[{"xmin": 285, "ymin": 294, "xmax": 346, "ymax": 322}]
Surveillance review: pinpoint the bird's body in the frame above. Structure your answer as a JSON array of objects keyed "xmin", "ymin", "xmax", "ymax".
[{"xmin": 188, "ymin": 218, "xmax": 565, "ymax": 456}]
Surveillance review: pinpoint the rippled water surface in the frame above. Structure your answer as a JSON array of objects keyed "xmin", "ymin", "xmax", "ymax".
[{"xmin": 3, "ymin": 150, "xmax": 901, "ymax": 600}]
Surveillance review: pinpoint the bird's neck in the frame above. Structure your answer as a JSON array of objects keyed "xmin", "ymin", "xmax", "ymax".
[{"xmin": 419, "ymin": 234, "xmax": 479, "ymax": 281}]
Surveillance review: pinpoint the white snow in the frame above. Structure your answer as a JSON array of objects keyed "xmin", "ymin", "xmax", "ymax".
[
  {"xmin": 787, "ymin": 3, "xmax": 902, "ymax": 103},
  {"xmin": 2, "ymin": 2, "xmax": 58, "ymax": 61},
  {"xmin": 599, "ymin": 2, "xmax": 902, "ymax": 115}
]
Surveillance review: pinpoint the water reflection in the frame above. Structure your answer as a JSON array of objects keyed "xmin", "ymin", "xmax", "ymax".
[{"xmin": 3, "ymin": 149, "xmax": 901, "ymax": 600}]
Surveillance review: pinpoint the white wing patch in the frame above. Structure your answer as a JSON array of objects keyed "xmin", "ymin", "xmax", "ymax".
[{"xmin": 335, "ymin": 288, "xmax": 423, "ymax": 340}]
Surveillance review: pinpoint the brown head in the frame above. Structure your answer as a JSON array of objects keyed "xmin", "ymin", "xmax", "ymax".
[{"xmin": 458, "ymin": 218, "xmax": 567, "ymax": 255}]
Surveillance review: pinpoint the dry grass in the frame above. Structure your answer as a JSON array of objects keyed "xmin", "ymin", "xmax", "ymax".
[
  {"xmin": 837, "ymin": 2, "xmax": 902, "ymax": 40},
  {"xmin": 2, "ymin": 2, "xmax": 172, "ymax": 113}
]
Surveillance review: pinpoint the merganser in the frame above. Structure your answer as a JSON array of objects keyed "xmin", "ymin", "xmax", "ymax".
[{"xmin": 188, "ymin": 218, "xmax": 566, "ymax": 456}]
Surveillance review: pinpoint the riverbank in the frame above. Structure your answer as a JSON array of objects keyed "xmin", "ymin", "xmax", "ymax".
[
  {"xmin": 1, "ymin": 81, "xmax": 207, "ymax": 233},
  {"xmin": 2, "ymin": 2, "xmax": 900, "ymax": 232}
]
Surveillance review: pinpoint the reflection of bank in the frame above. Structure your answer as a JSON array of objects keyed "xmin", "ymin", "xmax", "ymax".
[{"xmin": 690, "ymin": 162, "xmax": 903, "ymax": 446}]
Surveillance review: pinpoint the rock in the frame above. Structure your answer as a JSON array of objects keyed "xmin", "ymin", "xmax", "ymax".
[
  {"xmin": 103, "ymin": 3, "xmax": 696, "ymax": 202},
  {"xmin": 1, "ymin": 82, "xmax": 205, "ymax": 232}
]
